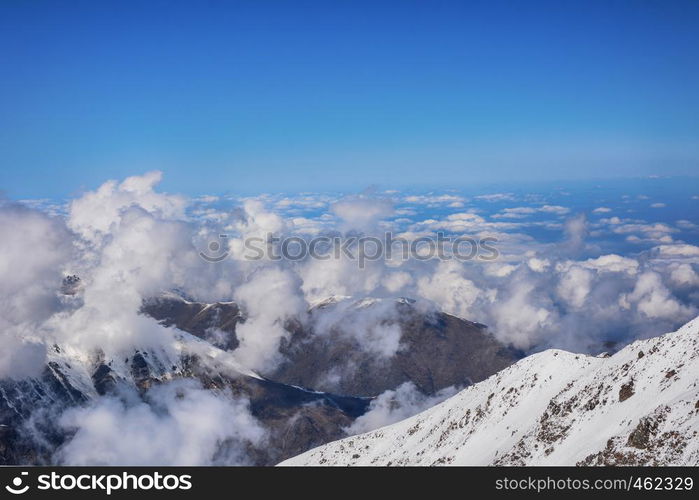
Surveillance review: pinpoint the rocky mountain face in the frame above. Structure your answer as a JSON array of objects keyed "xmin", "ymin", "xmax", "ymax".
[
  {"xmin": 272, "ymin": 297, "xmax": 519, "ymax": 397},
  {"xmin": 0, "ymin": 330, "xmax": 369, "ymax": 465},
  {"xmin": 281, "ymin": 316, "xmax": 699, "ymax": 466},
  {"xmin": 142, "ymin": 292, "xmax": 242, "ymax": 351},
  {"xmin": 2, "ymin": 292, "xmax": 518, "ymax": 465},
  {"xmin": 144, "ymin": 293, "xmax": 520, "ymax": 397}
]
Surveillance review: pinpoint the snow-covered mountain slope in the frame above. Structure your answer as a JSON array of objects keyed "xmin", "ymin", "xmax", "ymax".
[
  {"xmin": 281, "ymin": 316, "xmax": 699, "ymax": 466},
  {"xmin": 0, "ymin": 328, "xmax": 369, "ymax": 465}
]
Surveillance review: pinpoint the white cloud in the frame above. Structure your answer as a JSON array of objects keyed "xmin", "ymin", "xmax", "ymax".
[
  {"xmin": 475, "ymin": 193, "xmax": 515, "ymax": 202},
  {"xmin": 620, "ymin": 272, "xmax": 691, "ymax": 320},
  {"xmin": 346, "ymin": 382, "xmax": 458, "ymax": 436},
  {"xmin": 382, "ymin": 271, "xmax": 413, "ymax": 293},
  {"xmin": 55, "ymin": 380, "xmax": 266, "ymax": 465},
  {"xmin": 490, "ymin": 272, "xmax": 558, "ymax": 349},
  {"xmin": 527, "ymin": 258, "xmax": 550, "ymax": 273},
  {"xmin": 402, "ymin": 194, "xmax": 466, "ymax": 206},
  {"xmin": 69, "ymin": 171, "xmax": 186, "ymax": 244},
  {"xmin": 3, "ymin": 171, "xmax": 698, "ymax": 396},
  {"xmin": 233, "ymin": 267, "xmax": 306, "ymax": 372},
  {"xmin": 417, "ymin": 261, "xmax": 485, "ymax": 320},
  {"xmin": 0, "ymin": 203, "xmax": 74, "ymax": 378},
  {"xmin": 557, "ymin": 266, "xmax": 593, "ymax": 308},
  {"xmin": 653, "ymin": 244, "xmax": 699, "ymax": 258},
  {"xmin": 562, "ymin": 213, "xmax": 588, "ymax": 253},
  {"xmin": 669, "ymin": 263, "xmax": 699, "ymax": 287},
  {"xmin": 493, "ymin": 205, "xmax": 569, "ymax": 219},
  {"xmin": 580, "ymin": 254, "xmax": 639, "ymax": 275},
  {"xmin": 331, "ymin": 196, "xmax": 394, "ymax": 232}
]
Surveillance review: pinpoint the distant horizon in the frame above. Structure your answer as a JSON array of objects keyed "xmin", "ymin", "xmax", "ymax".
[{"xmin": 5, "ymin": 172, "xmax": 699, "ymax": 202}]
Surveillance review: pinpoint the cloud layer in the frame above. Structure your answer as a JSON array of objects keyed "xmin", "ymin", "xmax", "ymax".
[{"xmin": 2, "ymin": 172, "xmax": 698, "ymax": 462}]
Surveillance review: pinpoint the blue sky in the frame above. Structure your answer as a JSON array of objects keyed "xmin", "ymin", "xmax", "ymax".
[{"xmin": 1, "ymin": 0, "xmax": 698, "ymax": 198}]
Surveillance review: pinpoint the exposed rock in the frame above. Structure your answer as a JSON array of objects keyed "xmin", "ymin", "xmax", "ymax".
[
  {"xmin": 619, "ymin": 380, "xmax": 634, "ymax": 402},
  {"xmin": 627, "ymin": 415, "xmax": 661, "ymax": 449}
]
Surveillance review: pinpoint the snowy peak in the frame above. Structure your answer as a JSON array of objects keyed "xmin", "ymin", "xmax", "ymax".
[{"xmin": 281, "ymin": 316, "xmax": 699, "ymax": 466}]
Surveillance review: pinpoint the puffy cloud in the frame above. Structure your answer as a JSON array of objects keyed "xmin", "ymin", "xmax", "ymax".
[
  {"xmin": 493, "ymin": 205, "xmax": 569, "ymax": 219},
  {"xmin": 475, "ymin": 193, "xmax": 515, "ymax": 202},
  {"xmin": 527, "ymin": 257, "xmax": 550, "ymax": 273},
  {"xmin": 653, "ymin": 244, "xmax": 699, "ymax": 259},
  {"xmin": 51, "ymin": 185, "xmax": 236, "ymax": 356},
  {"xmin": 0, "ymin": 203, "xmax": 74, "ymax": 378},
  {"xmin": 668, "ymin": 263, "xmax": 699, "ymax": 287},
  {"xmin": 299, "ymin": 252, "xmax": 384, "ymax": 303},
  {"xmin": 540, "ymin": 205, "xmax": 571, "ymax": 215},
  {"xmin": 6, "ymin": 172, "xmax": 696, "ymax": 468},
  {"xmin": 55, "ymin": 380, "xmax": 266, "ymax": 465},
  {"xmin": 311, "ymin": 298, "xmax": 404, "ymax": 359},
  {"xmin": 490, "ymin": 270, "xmax": 558, "ymax": 349},
  {"xmin": 562, "ymin": 213, "xmax": 588, "ymax": 253},
  {"xmin": 417, "ymin": 261, "xmax": 486, "ymax": 320},
  {"xmin": 227, "ymin": 199, "xmax": 287, "ymax": 261},
  {"xmin": 612, "ymin": 222, "xmax": 677, "ymax": 242},
  {"xmin": 382, "ymin": 271, "xmax": 413, "ymax": 294},
  {"xmin": 233, "ymin": 267, "xmax": 306, "ymax": 372},
  {"xmin": 346, "ymin": 382, "xmax": 459, "ymax": 436},
  {"xmin": 0, "ymin": 203, "xmax": 73, "ymax": 326},
  {"xmin": 402, "ymin": 194, "xmax": 466, "ymax": 206},
  {"xmin": 69, "ymin": 171, "xmax": 186, "ymax": 244},
  {"xmin": 274, "ymin": 195, "xmax": 330, "ymax": 211},
  {"xmin": 2, "ymin": 173, "xmax": 235, "ymax": 378},
  {"xmin": 484, "ymin": 262, "xmax": 517, "ymax": 277},
  {"xmin": 579, "ymin": 254, "xmax": 639, "ymax": 275},
  {"xmin": 0, "ymin": 337, "xmax": 47, "ymax": 380},
  {"xmin": 557, "ymin": 266, "xmax": 593, "ymax": 308},
  {"xmin": 620, "ymin": 272, "xmax": 692, "ymax": 320},
  {"xmin": 331, "ymin": 196, "xmax": 394, "ymax": 232},
  {"xmin": 3, "ymin": 171, "xmax": 699, "ymax": 389}
]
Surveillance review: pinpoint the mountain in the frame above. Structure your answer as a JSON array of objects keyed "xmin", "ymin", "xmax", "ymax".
[
  {"xmin": 2, "ymin": 291, "xmax": 517, "ymax": 466},
  {"xmin": 144, "ymin": 293, "xmax": 520, "ymax": 397},
  {"xmin": 0, "ymin": 329, "xmax": 369, "ymax": 465},
  {"xmin": 142, "ymin": 291, "xmax": 242, "ymax": 351},
  {"xmin": 281, "ymin": 316, "xmax": 699, "ymax": 466},
  {"xmin": 273, "ymin": 296, "xmax": 519, "ymax": 397}
]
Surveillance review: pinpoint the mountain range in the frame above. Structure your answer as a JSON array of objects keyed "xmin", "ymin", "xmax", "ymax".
[{"xmin": 1, "ymin": 290, "xmax": 517, "ymax": 465}]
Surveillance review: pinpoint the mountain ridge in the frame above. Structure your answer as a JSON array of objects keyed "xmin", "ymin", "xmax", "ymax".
[{"xmin": 281, "ymin": 316, "xmax": 699, "ymax": 466}]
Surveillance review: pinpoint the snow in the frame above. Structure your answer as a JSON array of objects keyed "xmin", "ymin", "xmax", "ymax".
[
  {"xmin": 173, "ymin": 330, "xmax": 264, "ymax": 380},
  {"xmin": 281, "ymin": 316, "xmax": 699, "ymax": 466}
]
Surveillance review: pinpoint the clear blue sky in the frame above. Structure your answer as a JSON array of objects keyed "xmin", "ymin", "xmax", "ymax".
[{"xmin": 1, "ymin": 0, "xmax": 698, "ymax": 198}]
